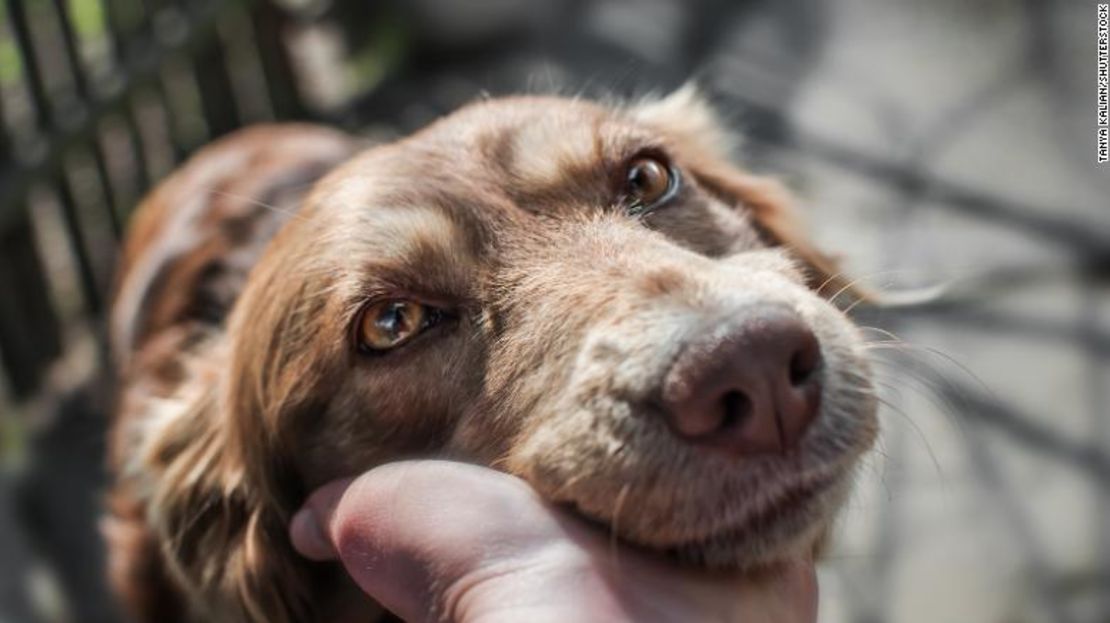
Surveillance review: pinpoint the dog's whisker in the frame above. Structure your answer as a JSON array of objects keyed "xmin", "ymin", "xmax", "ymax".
[
  {"xmin": 872, "ymin": 391, "xmax": 946, "ymax": 484},
  {"xmin": 865, "ymin": 355, "xmax": 954, "ymax": 475},
  {"xmin": 208, "ymin": 188, "xmax": 311, "ymax": 222},
  {"xmin": 869, "ymin": 357, "xmax": 973, "ymax": 452},
  {"xmin": 858, "ymin": 325, "xmax": 909, "ymax": 344},
  {"xmin": 815, "ymin": 270, "xmax": 849, "ymax": 297},
  {"xmin": 864, "ymin": 337, "xmax": 995, "ymax": 406},
  {"xmin": 609, "ymin": 483, "xmax": 632, "ymax": 570},
  {"xmin": 828, "ymin": 278, "xmax": 866, "ymax": 307},
  {"xmin": 862, "ymin": 327, "xmax": 984, "ymax": 396},
  {"xmin": 822, "ymin": 267, "xmax": 952, "ymax": 300},
  {"xmin": 853, "ymin": 453, "xmax": 893, "ymax": 505},
  {"xmin": 826, "ymin": 271, "xmax": 904, "ymax": 306},
  {"xmin": 841, "ymin": 294, "xmax": 873, "ymax": 315}
]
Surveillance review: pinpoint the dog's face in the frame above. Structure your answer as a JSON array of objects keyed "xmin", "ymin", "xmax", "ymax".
[{"xmin": 227, "ymin": 89, "xmax": 877, "ymax": 571}]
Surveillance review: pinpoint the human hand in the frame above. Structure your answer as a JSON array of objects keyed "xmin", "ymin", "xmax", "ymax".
[{"xmin": 290, "ymin": 460, "xmax": 817, "ymax": 623}]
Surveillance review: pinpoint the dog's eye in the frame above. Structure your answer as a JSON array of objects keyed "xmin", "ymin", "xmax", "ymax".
[
  {"xmin": 625, "ymin": 156, "xmax": 678, "ymax": 214},
  {"xmin": 356, "ymin": 300, "xmax": 441, "ymax": 352}
]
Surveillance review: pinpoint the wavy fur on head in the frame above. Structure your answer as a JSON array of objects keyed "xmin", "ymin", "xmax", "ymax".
[{"xmin": 107, "ymin": 89, "xmax": 875, "ymax": 622}]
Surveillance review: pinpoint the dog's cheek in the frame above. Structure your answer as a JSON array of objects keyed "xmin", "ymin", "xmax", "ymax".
[
  {"xmin": 292, "ymin": 347, "xmax": 487, "ymax": 485},
  {"xmin": 447, "ymin": 344, "xmax": 572, "ymax": 465}
]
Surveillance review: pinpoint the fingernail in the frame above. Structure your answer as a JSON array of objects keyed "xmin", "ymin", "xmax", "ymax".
[{"xmin": 290, "ymin": 507, "xmax": 336, "ymax": 561}]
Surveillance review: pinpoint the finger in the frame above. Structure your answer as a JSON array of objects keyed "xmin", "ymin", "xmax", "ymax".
[
  {"xmin": 293, "ymin": 461, "xmax": 563, "ymax": 622},
  {"xmin": 289, "ymin": 478, "xmax": 351, "ymax": 561},
  {"xmin": 726, "ymin": 557, "xmax": 818, "ymax": 623}
]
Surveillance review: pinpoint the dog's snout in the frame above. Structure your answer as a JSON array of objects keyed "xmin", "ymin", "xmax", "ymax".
[{"xmin": 660, "ymin": 304, "xmax": 823, "ymax": 455}]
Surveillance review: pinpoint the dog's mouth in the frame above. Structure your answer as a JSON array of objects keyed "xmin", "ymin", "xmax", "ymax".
[
  {"xmin": 662, "ymin": 469, "xmax": 847, "ymax": 567},
  {"xmin": 548, "ymin": 456, "xmax": 851, "ymax": 570}
]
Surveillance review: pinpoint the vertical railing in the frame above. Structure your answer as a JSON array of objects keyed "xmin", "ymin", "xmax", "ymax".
[
  {"xmin": 0, "ymin": 0, "xmax": 307, "ymax": 400},
  {"xmin": 2, "ymin": 0, "xmax": 75, "ymax": 397}
]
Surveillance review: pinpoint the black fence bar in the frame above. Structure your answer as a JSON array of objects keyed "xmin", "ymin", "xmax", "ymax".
[
  {"xmin": 0, "ymin": 55, "xmax": 63, "ymax": 399},
  {"xmin": 51, "ymin": 0, "xmax": 91, "ymax": 96},
  {"xmin": 53, "ymin": 172, "xmax": 104, "ymax": 315},
  {"xmin": 0, "ymin": 85, "xmax": 42, "ymax": 400},
  {"xmin": 121, "ymin": 102, "xmax": 153, "ymax": 193},
  {"xmin": 191, "ymin": 33, "xmax": 241, "ymax": 138},
  {"xmin": 141, "ymin": 0, "xmax": 202, "ymax": 158},
  {"xmin": 90, "ymin": 140, "xmax": 123, "ymax": 238},
  {"xmin": 155, "ymin": 75, "xmax": 189, "ymax": 164},
  {"xmin": 0, "ymin": 217, "xmax": 63, "ymax": 399},
  {"xmin": 0, "ymin": 82, "xmax": 10, "ymax": 166},
  {"xmin": 252, "ymin": 1, "xmax": 306, "ymax": 121},
  {"xmin": 99, "ymin": 0, "xmax": 153, "ymax": 193},
  {"xmin": 4, "ymin": 0, "xmax": 55, "ymax": 130},
  {"xmin": 51, "ymin": 0, "xmax": 123, "ymax": 238},
  {"xmin": 101, "ymin": 0, "xmax": 143, "ymax": 75}
]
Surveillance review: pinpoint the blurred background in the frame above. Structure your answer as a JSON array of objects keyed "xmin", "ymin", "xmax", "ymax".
[{"xmin": 0, "ymin": 0, "xmax": 1107, "ymax": 621}]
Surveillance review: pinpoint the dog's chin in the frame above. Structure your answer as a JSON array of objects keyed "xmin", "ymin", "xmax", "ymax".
[{"xmin": 557, "ymin": 465, "xmax": 853, "ymax": 571}]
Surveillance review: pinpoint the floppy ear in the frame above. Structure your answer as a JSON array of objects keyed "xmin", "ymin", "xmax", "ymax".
[
  {"xmin": 136, "ymin": 227, "xmax": 346, "ymax": 622},
  {"xmin": 633, "ymin": 85, "xmax": 870, "ymax": 304},
  {"xmin": 138, "ymin": 365, "xmax": 314, "ymax": 623},
  {"xmin": 129, "ymin": 196, "xmax": 349, "ymax": 622}
]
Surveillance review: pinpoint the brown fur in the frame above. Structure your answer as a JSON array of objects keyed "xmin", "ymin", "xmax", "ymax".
[{"xmin": 107, "ymin": 90, "xmax": 877, "ymax": 622}]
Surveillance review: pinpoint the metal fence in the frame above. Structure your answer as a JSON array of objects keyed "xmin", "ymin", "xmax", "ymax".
[{"xmin": 0, "ymin": 0, "xmax": 307, "ymax": 401}]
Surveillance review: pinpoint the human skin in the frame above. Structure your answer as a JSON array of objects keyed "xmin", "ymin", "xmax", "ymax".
[{"xmin": 290, "ymin": 461, "xmax": 818, "ymax": 623}]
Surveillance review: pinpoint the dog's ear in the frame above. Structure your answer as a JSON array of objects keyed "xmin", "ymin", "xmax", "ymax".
[
  {"xmin": 150, "ymin": 239, "xmax": 341, "ymax": 622},
  {"xmin": 633, "ymin": 86, "xmax": 869, "ymax": 303},
  {"xmin": 135, "ymin": 209, "xmax": 341, "ymax": 622},
  {"xmin": 143, "ymin": 369, "xmax": 313, "ymax": 623}
]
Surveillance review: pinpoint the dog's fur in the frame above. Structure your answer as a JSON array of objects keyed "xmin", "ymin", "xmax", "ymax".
[{"xmin": 106, "ymin": 88, "xmax": 878, "ymax": 622}]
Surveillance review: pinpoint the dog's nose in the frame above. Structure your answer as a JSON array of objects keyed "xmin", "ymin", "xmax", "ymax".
[{"xmin": 660, "ymin": 304, "xmax": 822, "ymax": 455}]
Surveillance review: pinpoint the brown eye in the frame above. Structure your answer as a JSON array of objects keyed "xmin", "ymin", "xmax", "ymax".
[
  {"xmin": 357, "ymin": 300, "xmax": 436, "ymax": 352},
  {"xmin": 625, "ymin": 156, "xmax": 676, "ymax": 213}
]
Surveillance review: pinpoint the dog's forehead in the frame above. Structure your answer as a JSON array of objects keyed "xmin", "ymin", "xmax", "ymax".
[
  {"xmin": 422, "ymin": 96, "xmax": 662, "ymax": 194},
  {"xmin": 301, "ymin": 96, "xmax": 683, "ymax": 290},
  {"xmin": 315, "ymin": 96, "xmax": 652, "ymax": 221},
  {"xmin": 437, "ymin": 95, "xmax": 615, "ymax": 146}
]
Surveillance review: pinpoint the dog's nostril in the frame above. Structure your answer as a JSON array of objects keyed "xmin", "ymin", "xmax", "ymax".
[
  {"xmin": 719, "ymin": 390, "xmax": 752, "ymax": 431},
  {"xmin": 788, "ymin": 338, "xmax": 821, "ymax": 386}
]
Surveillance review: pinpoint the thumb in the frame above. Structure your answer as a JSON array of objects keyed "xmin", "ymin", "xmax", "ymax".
[
  {"xmin": 287, "ymin": 461, "xmax": 564, "ymax": 622},
  {"xmin": 289, "ymin": 477, "xmax": 350, "ymax": 561}
]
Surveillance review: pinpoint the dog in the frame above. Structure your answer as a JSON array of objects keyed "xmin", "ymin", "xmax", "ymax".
[{"xmin": 105, "ymin": 87, "xmax": 878, "ymax": 622}]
